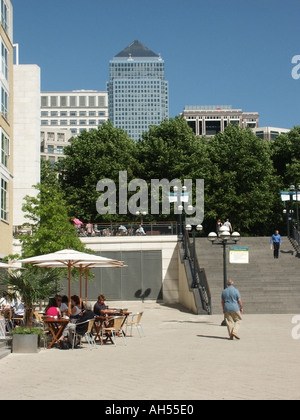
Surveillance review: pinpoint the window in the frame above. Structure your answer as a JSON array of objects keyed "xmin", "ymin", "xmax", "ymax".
[
  {"xmin": 1, "ymin": 131, "xmax": 9, "ymax": 167},
  {"xmin": 50, "ymin": 120, "xmax": 58, "ymax": 126},
  {"xmin": 89, "ymin": 96, "xmax": 96, "ymax": 107},
  {"xmin": 69, "ymin": 96, "xmax": 76, "ymax": 106},
  {"xmin": 60, "ymin": 96, "xmax": 67, "ymax": 106},
  {"xmin": 57, "ymin": 146, "xmax": 64, "ymax": 154},
  {"xmin": 1, "ymin": 85, "xmax": 8, "ymax": 120},
  {"xmin": 1, "ymin": 0, "xmax": 8, "ymax": 32},
  {"xmin": 50, "ymin": 96, "xmax": 58, "ymax": 107},
  {"xmin": 41, "ymin": 96, "xmax": 48, "ymax": 107},
  {"xmin": 1, "ymin": 177, "xmax": 8, "ymax": 221},
  {"xmin": 1, "ymin": 41, "xmax": 8, "ymax": 80},
  {"xmin": 47, "ymin": 145, "xmax": 54, "ymax": 153},
  {"xmin": 79, "ymin": 96, "xmax": 86, "ymax": 107}
]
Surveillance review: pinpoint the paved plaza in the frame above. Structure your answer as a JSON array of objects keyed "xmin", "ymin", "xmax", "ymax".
[{"xmin": 0, "ymin": 301, "xmax": 299, "ymax": 401}]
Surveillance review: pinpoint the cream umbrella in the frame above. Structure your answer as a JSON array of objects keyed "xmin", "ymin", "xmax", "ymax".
[{"xmin": 19, "ymin": 249, "xmax": 125, "ymax": 300}]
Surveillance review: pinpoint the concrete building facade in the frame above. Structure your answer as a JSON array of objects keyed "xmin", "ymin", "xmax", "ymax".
[
  {"xmin": 0, "ymin": 0, "xmax": 13, "ymax": 258},
  {"xmin": 13, "ymin": 64, "xmax": 41, "ymax": 228},
  {"xmin": 40, "ymin": 90, "xmax": 108, "ymax": 137}
]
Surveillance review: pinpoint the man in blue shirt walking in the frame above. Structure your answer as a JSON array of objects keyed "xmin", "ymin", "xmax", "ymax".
[
  {"xmin": 221, "ymin": 279, "xmax": 243, "ymax": 340},
  {"xmin": 270, "ymin": 229, "xmax": 282, "ymax": 259}
]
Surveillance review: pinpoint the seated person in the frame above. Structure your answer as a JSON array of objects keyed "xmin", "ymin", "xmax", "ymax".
[
  {"xmin": 136, "ymin": 224, "xmax": 146, "ymax": 235},
  {"xmin": 70, "ymin": 295, "xmax": 82, "ymax": 321},
  {"xmin": 0, "ymin": 293, "xmax": 14, "ymax": 311},
  {"xmin": 12, "ymin": 297, "xmax": 25, "ymax": 325},
  {"xmin": 93, "ymin": 294, "xmax": 116, "ymax": 317},
  {"xmin": 118, "ymin": 225, "xmax": 128, "ymax": 235},
  {"xmin": 57, "ymin": 294, "xmax": 69, "ymax": 316},
  {"xmin": 45, "ymin": 297, "xmax": 61, "ymax": 318},
  {"xmin": 60, "ymin": 302, "xmax": 95, "ymax": 346}
]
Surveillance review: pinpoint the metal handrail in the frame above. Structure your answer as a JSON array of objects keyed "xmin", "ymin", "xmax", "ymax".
[{"xmin": 183, "ymin": 230, "xmax": 212, "ymax": 315}]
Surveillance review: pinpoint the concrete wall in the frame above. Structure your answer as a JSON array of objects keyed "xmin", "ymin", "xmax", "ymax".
[
  {"xmin": 81, "ymin": 236, "xmax": 179, "ymax": 304},
  {"xmin": 13, "ymin": 64, "xmax": 41, "ymax": 227}
]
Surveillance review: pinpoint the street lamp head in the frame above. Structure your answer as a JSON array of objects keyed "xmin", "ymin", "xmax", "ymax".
[
  {"xmin": 196, "ymin": 224, "xmax": 203, "ymax": 231},
  {"xmin": 185, "ymin": 224, "xmax": 192, "ymax": 231},
  {"xmin": 182, "ymin": 185, "xmax": 187, "ymax": 192},
  {"xmin": 219, "ymin": 225, "xmax": 230, "ymax": 233},
  {"xmin": 187, "ymin": 204, "xmax": 193, "ymax": 212},
  {"xmin": 178, "ymin": 204, "xmax": 183, "ymax": 212},
  {"xmin": 219, "ymin": 230, "xmax": 231, "ymax": 242},
  {"xmin": 290, "ymin": 185, "xmax": 295, "ymax": 191},
  {"xmin": 231, "ymin": 231, "xmax": 241, "ymax": 242},
  {"xmin": 208, "ymin": 232, "xmax": 217, "ymax": 242},
  {"xmin": 173, "ymin": 185, "xmax": 178, "ymax": 193}
]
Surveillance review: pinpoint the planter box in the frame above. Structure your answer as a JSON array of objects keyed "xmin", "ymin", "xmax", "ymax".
[{"xmin": 12, "ymin": 334, "xmax": 40, "ymax": 353}]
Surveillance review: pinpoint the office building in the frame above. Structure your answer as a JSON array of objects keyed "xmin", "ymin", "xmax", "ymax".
[
  {"xmin": 107, "ymin": 40, "xmax": 169, "ymax": 141},
  {"xmin": 252, "ymin": 126, "xmax": 290, "ymax": 140},
  {"xmin": 181, "ymin": 105, "xmax": 259, "ymax": 137},
  {"xmin": 0, "ymin": 0, "xmax": 13, "ymax": 258},
  {"xmin": 40, "ymin": 127, "xmax": 72, "ymax": 163},
  {"xmin": 41, "ymin": 89, "xmax": 107, "ymax": 129}
]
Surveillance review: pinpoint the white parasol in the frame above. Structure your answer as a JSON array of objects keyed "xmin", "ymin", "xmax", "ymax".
[{"xmin": 19, "ymin": 249, "xmax": 125, "ymax": 300}]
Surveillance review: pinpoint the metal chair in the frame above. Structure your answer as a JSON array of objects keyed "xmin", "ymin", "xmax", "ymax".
[
  {"xmin": 125, "ymin": 312, "xmax": 145, "ymax": 337},
  {"xmin": 72, "ymin": 319, "xmax": 97, "ymax": 350},
  {"xmin": 101, "ymin": 316, "xmax": 127, "ymax": 346}
]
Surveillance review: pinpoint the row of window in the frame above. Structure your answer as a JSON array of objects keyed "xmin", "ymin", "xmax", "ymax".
[
  {"xmin": 41, "ymin": 95, "xmax": 107, "ymax": 108},
  {"xmin": 41, "ymin": 119, "xmax": 106, "ymax": 126},
  {"xmin": 41, "ymin": 110, "xmax": 106, "ymax": 117}
]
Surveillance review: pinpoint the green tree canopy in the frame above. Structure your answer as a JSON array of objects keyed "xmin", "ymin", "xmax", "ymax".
[
  {"xmin": 271, "ymin": 126, "xmax": 300, "ymax": 188},
  {"xmin": 59, "ymin": 121, "xmax": 139, "ymax": 222},
  {"xmin": 19, "ymin": 160, "xmax": 86, "ymax": 258},
  {"xmin": 203, "ymin": 124, "xmax": 281, "ymax": 235},
  {"xmin": 136, "ymin": 117, "xmax": 210, "ymax": 220}
]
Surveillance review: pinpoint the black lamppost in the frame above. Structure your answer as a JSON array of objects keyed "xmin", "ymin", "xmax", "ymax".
[
  {"xmin": 135, "ymin": 210, "xmax": 147, "ymax": 225},
  {"xmin": 207, "ymin": 225, "xmax": 240, "ymax": 326},
  {"xmin": 185, "ymin": 223, "xmax": 203, "ymax": 287},
  {"xmin": 283, "ymin": 208, "xmax": 289, "ymax": 237},
  {"xmin": 172, "ymin": 185, "xmax": 187, "ymax": 236},
  {"xmin": 290, "ymin": 184, "xmax": 300, "ymax": 231}
]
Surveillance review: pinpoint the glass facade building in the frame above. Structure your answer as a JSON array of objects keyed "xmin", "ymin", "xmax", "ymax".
[{"xmin": 107, "ymin": 40, "xmax": 169, "ymax": 141}]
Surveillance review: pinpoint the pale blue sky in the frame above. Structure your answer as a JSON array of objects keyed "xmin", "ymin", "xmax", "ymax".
[{"xmin": 12, "ymin": 0, "xmax": 300, "ymax": 128}]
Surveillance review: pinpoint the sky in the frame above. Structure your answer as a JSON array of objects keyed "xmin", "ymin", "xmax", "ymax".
[{"xmin": 11, "ymin": 0, "xmax": 300, "ymax": 129}]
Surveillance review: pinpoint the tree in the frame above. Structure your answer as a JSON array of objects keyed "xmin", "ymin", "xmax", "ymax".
[
  {"xmin": 271, "ymin": 126, "xmax": 300, "ymax": 187},
  {"xmin": 204, "ymin": 124, "xmax": 281, "ymax": 235},
  {"xmin": 19, "ymin": 160, "xmax": 86, "ymax": 258},
  {"xmin": 0, "ymin": 268, "xmax": 60, "ymax": 327},
  {"xmin": 136, "ymin": 117, "xmax": 210, "ymax": 220},
  {"xmin": 59, "ymin": 121, "xmax": 140, "ymax": 222}
]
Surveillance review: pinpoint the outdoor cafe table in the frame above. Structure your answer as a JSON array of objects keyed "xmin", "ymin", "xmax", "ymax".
[
  {"xmin": 42, "ymin": 317, "xmax": 70, "ymax": 349},
  {"xmin": 94, "ymin": 310, "xmax": 131, "ymax": 345}
]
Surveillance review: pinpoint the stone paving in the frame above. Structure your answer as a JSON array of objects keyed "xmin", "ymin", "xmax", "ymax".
[{"xmin": 0, "ymin": 301, "xmax": 299, "ymax": 401}]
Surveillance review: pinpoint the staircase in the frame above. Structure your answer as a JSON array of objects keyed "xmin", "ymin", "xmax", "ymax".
[{"xmin": 196, "ymin": 236, "xmax": 300, "ymax": 314}]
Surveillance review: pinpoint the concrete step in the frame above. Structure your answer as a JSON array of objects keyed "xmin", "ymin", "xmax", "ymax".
[{"xmin": 195, "ymin": 236, "xmax": 300, "ymax": 314}]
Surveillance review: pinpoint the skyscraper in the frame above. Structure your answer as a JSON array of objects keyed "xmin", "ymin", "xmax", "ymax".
[{"xmin": 107, "ymin": 40, "xmax": 169, "ymax": 141}]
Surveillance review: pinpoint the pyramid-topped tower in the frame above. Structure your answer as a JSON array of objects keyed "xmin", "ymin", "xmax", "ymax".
[{"xmin": 107, "ymin": 40, "xmax": 169, "ymax": 141}]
